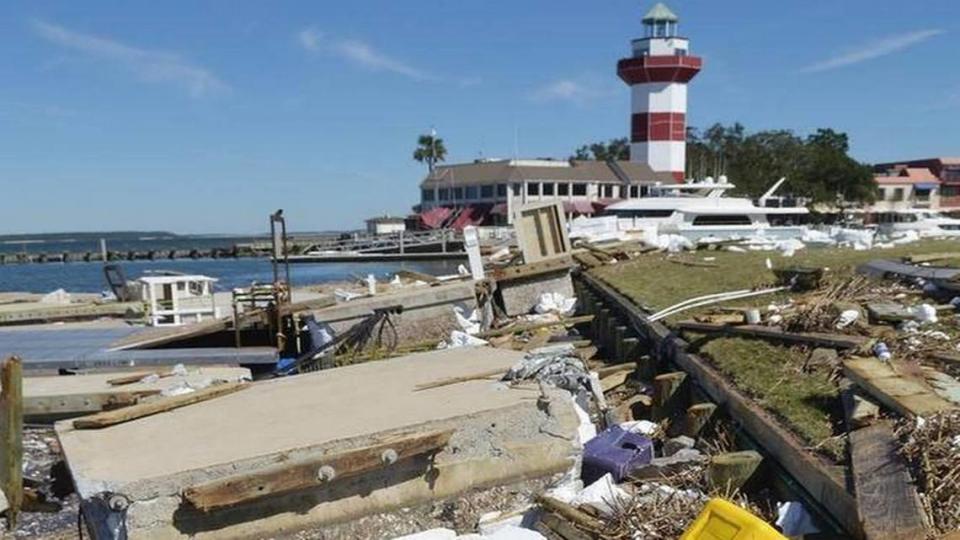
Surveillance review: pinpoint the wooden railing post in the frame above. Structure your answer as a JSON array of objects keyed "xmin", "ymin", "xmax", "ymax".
[{"xmin": 1, "ymin": 356, "xmax": 23, "ymax": 529}]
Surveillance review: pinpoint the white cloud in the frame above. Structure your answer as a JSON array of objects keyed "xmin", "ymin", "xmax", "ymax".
[
  {"xmin": 800, "ymin": 29, "xmax": 944, "ymax": 73},
  {"xmin": 298, "ymin": 28, "xmax": 433, "ymax": 81},
  {"xmin": 31, "ymin": 19, "xmax": 229, "ymax": 97},
  {"xmin": 530, "ymin": 77, "xmax": 615, "ymax": 104}
]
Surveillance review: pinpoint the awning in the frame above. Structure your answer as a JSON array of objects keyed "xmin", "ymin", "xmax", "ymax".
[
  {"xmin": 563, "ymin": 200, "xmax": 595, "ymax": 214},
  {"xmin": 419, "ymin": 207, "xmax": 453, "ymax": 229},
  {"xmin": 450, "ymin": 204, "xmax": 492, "ymax": 231},
  {"xmin": 915, "ymin": 183, "xmax": 939, "ymax": 190}
]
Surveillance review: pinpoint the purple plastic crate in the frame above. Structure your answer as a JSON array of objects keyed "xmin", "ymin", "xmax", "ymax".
[{"xmin": 581, "ymin": 425, "xmax": 653, "ymax": 483}]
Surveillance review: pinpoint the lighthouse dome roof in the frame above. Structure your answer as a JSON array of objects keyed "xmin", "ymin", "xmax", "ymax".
[{"xmin": 642, "ymin": 2, "xmax": 679, "ymax": 23}]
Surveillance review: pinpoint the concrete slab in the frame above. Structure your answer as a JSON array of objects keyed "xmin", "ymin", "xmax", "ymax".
[
  {"xmin": 57, "ymin": 347, "xmax": 580, "ymax": 539},
  {"xmin": 25, "ymin": 366, "xmax": 251, "ymax": 420}
]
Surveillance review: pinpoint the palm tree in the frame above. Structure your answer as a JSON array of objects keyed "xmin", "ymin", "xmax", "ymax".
[{"xmin": 413, "ymin": 133, "xmax": 447, "ymax": 172}]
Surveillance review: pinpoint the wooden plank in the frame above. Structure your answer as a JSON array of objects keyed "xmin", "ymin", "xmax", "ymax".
[
  {"xmin": 25, "ymin": 389, "xmax": 160, "ymax": 420},
  {"xmin": 72, "ymin": 382, "xmax": 248, "ymax": 429},
  {"xmin": 0, "ymin": 301, "xmax": 143, "ymax": 326},
  {"xmin": 676, "ymin": 321, "xmax": 868, "ymax": 350},
  {"xmin": 848, "ymin": 421, "xmax": 928, "ymax": 539},
  {"xmin": 843, "ymin": 357, "xmax": 954, "ymax": 418},
  {"xmin": 183, "ymin": 429, "xmax": 454, "ymax": 512},
  {"xmin": 1, "ymin": 357, "xmax": 23, "ymax": 529},
  {"xmin": 579, "ymin": 273, "xmax": 861, "ymax": 537}
]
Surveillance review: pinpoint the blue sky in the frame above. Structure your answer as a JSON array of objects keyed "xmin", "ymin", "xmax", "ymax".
[{"xmin": 1, "ymin": 0, "xmax": 957, "ymax": 234}]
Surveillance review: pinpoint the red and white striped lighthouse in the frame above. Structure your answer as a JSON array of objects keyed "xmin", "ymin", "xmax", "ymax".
[{"xmin": 617, "ymin": 3, "xmax": 702, "ymax": 182}]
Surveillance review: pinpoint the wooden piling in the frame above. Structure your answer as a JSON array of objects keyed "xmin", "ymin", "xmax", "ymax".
[
  {"xmin": 653, "ymin": 371, "xmax": 687, "ymax": 421},
  {"xmin": 683, "ymin": 402, "xmax": 717, "ymax": 438},
  {"xmin": 1, "ymin": 357, "xmax": 23, "ymax": 529}
]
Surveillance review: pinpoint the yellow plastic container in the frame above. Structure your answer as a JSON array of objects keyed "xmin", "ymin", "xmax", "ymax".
[{"xmin": 680, "ymin": 498, "xmax": 787, "ymax": 540}]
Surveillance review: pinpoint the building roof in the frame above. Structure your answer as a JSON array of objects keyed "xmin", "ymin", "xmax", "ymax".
[
  {"xmin": 643, "ymin": 2, "xmax": 679, "ymax": 23},
  {"xmin": 365, "ymin": 216, "xmax": 406, "ymax": 224},
  {"xmin": 874, "ymin": 167, "xmax": 940, "ymax": 185},
  {"xmin": 421, "ymin": 159, "xmax": 674, "ymax": 188}
]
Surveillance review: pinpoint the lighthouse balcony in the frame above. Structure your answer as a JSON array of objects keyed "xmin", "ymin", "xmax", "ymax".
[{"xmin": 617, "ymin": 55, "xmax": 702, "ymax": 84}]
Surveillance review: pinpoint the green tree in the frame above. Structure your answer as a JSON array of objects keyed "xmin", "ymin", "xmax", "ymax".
[
  {"xmin": 570, "ymin": 138, "xmax": 630, "ymax": 161},
  {"xmin": 413, "ymin": 133, "xmax": 447, "ymax": 172}
]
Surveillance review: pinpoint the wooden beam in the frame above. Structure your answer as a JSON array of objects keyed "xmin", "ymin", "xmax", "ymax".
[
  {"xmin": 840, "ymin": 381, "xmax": 879, "ymax": 430},
  {"xmin": 843, "ymin": 357, "xmax": 954, "ymax": 418},
  {"xmin": 676, "ymin": 321, "xmax": 868, "ymax": 350},
  {"xmin": 848, "ymin": 421, "xmax": 928, "ymax": 539},
  {"xmin": 413, "ymin": 368, "xmax": 506, "ymax": 391},
  {"xmin": 578, "ymin": 273, "xmax": 861, "ymax": 537},
  {"xmin": 25, "ymin": 389, "xmax": 161, "ymax": 421},
  {"xmin": 183, "ymin": 429, "xmax": 453, "ymax": 512},
  {"xmin": 476, "ymin": 315, "xmax": 594, "ymax": 339},
  {"xmin": 73, "ymin": 382, "xmax": 247, "ymax": 429},
  {"xmin": 683, "ymin": 402, "xmax": 717, "ymax": 438},
  {"xmin": 0, "ymin": 357, "xmax": 23, "ymax": 529},
  {"xmin": 490, "ymin": 256, "xmax": 574, "ymax": 282}
]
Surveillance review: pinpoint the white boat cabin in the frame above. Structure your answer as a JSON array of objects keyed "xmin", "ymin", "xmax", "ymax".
[{"xmin": 138, "ymin": 274, "xmax": 220, "ymax": 326}]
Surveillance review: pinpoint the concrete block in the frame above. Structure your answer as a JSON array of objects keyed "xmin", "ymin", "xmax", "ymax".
[
  {"xmin": 57, "ymin": 347, "xmax": 580, "ymax": 538},
  {"xmin": 498, "ymin": 271, "xmax": 574, "ymax": 317}
]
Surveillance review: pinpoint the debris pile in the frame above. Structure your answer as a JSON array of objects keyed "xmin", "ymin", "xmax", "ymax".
[{"xmin": 897, "ymin": 410, "xmax": 960, "ymax": 534}]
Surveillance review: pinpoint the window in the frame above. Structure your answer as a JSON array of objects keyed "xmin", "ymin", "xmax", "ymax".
[
  {"xmin": 527, "ymin": 183, "xmax": 540, "ymax": 196},
  {"xmin": 438, "ymin": 188, "xmax": 450, "ymax": 201},
  {"xmin": 603, "ymin": 185, "xmax": 615, "ymax": 198},
  {"xmin": 558, "ymin": 183, "xmax": 569, "ymax": 196},
  {"xmin": 453, "ymin": 187, "xmax": 464, "ymax": 200},
  {"xmin": 610, "ymin": 209, "xmax": 674, "ymax": 218},
  {"xmin": 480, "ymin": 185, "xmax": 494, "ymax": 198},
  {"xmin": 629, "ymin": 186, "xmax": 639, "ymax": 198},
  {"xmin": 891, "ymin": 187, "xmax": 904, "ymax": 201},
  {"xmin": 915, "ymin": 188, "xmax": 931, "ymax": 201},
  {"xmin": 421, "ymin": 188, "xmax": 435, "ymax": 202},
  {"xmin": 497, "ymin": 184, "xmax": 508, "ymax": 197},
  {"xmin": 465, "ymin": 186, "xmax": 478, "ymax": 199},
  {"xmin": 691, "ymin": 215, "xmax": 753, "ymax": 226},
  {"xmin": 572, "ymin": 183, "xmax": 587, "ymax": 196},
  {"xmin": 511, "ymin": 183, "xmax": 521, "ymax": 196},
  {"xmin": 543, "ymin": 183, "xmax": 555, "ymax": 196}
]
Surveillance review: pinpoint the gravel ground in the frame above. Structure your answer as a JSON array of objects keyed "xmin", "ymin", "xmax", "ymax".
[
  {"xmin": 2, "ymin": 427, "xmax": 80, "ymax": 539},
  {"xmin": 276, "ymin": 476, "xmax": 557, "ymax": 540}
]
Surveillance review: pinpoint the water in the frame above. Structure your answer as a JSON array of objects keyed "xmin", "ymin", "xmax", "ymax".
[{"xmin": 0, "ymin": 258, "xmax": 460, "ymax": 293}]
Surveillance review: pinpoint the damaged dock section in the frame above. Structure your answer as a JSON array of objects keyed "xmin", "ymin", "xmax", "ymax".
[{"xmin": 56, "ymin": 347, "xmax": 581, "ymax": 538}]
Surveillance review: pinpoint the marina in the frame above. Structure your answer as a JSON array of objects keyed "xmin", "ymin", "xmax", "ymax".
[{"xmin": 2, "ymin": 1, "xmax": 960, "ymax": 539}]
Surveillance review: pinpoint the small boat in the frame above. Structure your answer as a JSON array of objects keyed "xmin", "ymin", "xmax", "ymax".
[{"xmin": 873, "ymin": 209, "xmax": 960, "ymax": 237}]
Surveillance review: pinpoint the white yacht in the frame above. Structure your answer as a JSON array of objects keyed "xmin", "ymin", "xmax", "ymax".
[
  {"xmin": 601, "ymin": 177, "xmax": 809, "ymax": 241},
  {"xmin": 873, "ymin": 209, "xmax": 960, "ymax": 237}
]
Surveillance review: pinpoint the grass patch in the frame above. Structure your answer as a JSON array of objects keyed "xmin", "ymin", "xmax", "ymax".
[
  {"xmin": 592, "ymin": 239, "xmax": 960, "ymax": 312},
  {"xmin": 696, "ymin": 337, "xmax": 842, "ymax": 461}
]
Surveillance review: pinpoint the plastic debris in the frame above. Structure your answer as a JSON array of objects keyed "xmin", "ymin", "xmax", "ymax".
[
  {"xmin": 873, "ymin": 342, "xmax": 892, "ymax": 362},
  {"xmin": 910, "ymin": 303, "xmax": 938, "ymax": 324},
  {"xmin": 776, "ymin": 501, "xmax": 819, "ymax": 537},
  {"xmin": 40, "ymin": 288, "xmax": 72, "ymax": 305},
  {"xmin": 534, "ymin": 292, "xmax": 577, "ymax": 317},
  {"xmin": 569, "ymin": 473, "xmax": 632, "ymax": 518},
  {"xmin": 439, "ymin": 331, "xmax": 489, "ymax": 349},
  {"xmin": 455, "ymin": 306, "xmax": 482, "ymax": 335},
  {"xmin": 620, "ymin": 419, "xmax": 659, "ymax": 436},
  {"xmin": 582, "ymin": 426, "xmax": 654, "ymax": 483},
  {"xmin": 835, "ymin": 309, "xmax": 860, "ymax": 329}
]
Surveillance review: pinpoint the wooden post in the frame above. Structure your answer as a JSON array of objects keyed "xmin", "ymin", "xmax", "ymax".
[
  {"xmin": 1, "ymin": 357, "xmax": 23, "ymax": 529},
  {"xmin": 653, "ymin": 371, "xmax": 686, "ymax": 421},
  {"xmin": 622, "ymin": 337, "xmax": 640, "ymax": 364},
  {"xmin": 707, "ymin": 451, "xmax": 762, "ymax": 493},
  {"xmin": 597, "ymin": 309, "xmax": 611, "ymax": 355},
  {"xmin": 683, "ymin": 402, "xmax": 717, "ymax": 438},
  {"xmin": 613, "ymin": 325, "xmax": 628, "ymax": 363}
]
